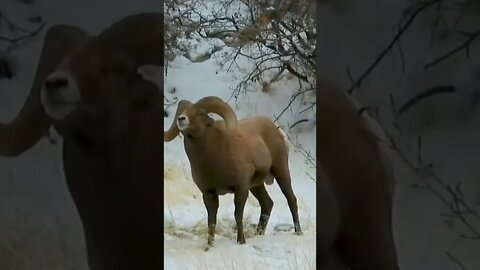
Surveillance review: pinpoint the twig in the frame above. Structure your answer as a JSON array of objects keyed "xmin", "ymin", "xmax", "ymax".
[
  {"xmin": 424, "ymin": 29, "xmax": 480, "ymax": 70},
  {"xmin": 289, "ymin": 119, "xmax": 309, "ymax": 129},
  {"xmin": 164, "ymin": 96, "xmax": 179, "ymax": 111},
  {"xmin": 346, "ymin": 67, "xmax": 355, "ymax": 86},
  {"xmin": 382, "ymin": 124, "xmax": 480, "ymax": 239},
  {"xmin": 389, "ymin": 93, "xmax": 398, "ymax": 117},
  {"xmin": 0, "ymin": 11, "xmax": 36, "ymax": 34},
  {"xmin": 0, "ymin": 21, "xmax": 46, "ymax": 44},
  {"xmin": 417, "ymin": 135, "xmax": 422, "ymax": 165},
  {"xmin": 394, "ymin": 25, "xmax": 407, "ymax": 73},
  {"xmin": 283, "ymin": 61, "xmax": 308, "ymax": 82},
  {"xmin": 297, "ymin": 101, "xmax": 316, "ymax": 114},
  {"xmin": 274, "ymin": 88, "xmax": 314, "ymax": 122},
  {"xmin": 396, "ymin": 85, "xmax": 456, "ymax": 117},
  {"xmin": 305, "ymin": 172, "xmax": 316, "ymax": 183},
  {"xmin": 445, "ymin": 251, "xmax": 468, "ymax": 270},
  {"xmin": 347, "ymin": 0, "xmax": 442, "ymax": 94},
  {"xmin": 283, "ymin": 131, "xmax": 316, "ymax": 170}
]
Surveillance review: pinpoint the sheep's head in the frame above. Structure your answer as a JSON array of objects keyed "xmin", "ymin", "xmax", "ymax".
[
  {"xmin": 41, "ymin": 41, "xmax": 159, "ymax": 142},
  {"xmin": 0, "ymin": 13, "xmax": 164, "ymax": 155},
  {"xmin": 164, "ymin": 96, "xmax": 238, "ymax": 141}
]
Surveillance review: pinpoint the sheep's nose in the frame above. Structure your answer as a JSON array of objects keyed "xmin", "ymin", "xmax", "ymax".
[
  {"xmin": 178, "ymin": 116, "xmax": 186, "ymax": 121},
  {"xmin": 44, "ymin": 77, "xmax": 69, "ymax": 91}
]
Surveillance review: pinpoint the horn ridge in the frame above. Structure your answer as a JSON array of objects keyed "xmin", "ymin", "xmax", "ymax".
[
  {"xmin": 96, "ymin": 13, "xmax": 164, "ymax": 68},
  {"xmin": 193, "ymin": 96, "xmax": 238, "ymax": 130}
]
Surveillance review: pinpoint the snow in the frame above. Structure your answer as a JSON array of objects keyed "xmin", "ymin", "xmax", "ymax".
[
  {"xmin": 0, "ymin": 1, "xmax": 316, "ymax": 269},
  {"xmin": 0, "ymin": 1, "xmax": 160, "ymax": 270},
  {"xmin": 2, "ymin": 0, "xmax": 477, "ymax": 269},
  {"xmin": 163, "ymin": 35, "xmax": 316, "ymax": 269},
  {"xmin": 319, "ymin": 0, "xmax": 480, "ymax": 269}
]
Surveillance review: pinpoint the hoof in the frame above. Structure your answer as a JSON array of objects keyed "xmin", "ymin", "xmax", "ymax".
[
  {"xmin": 237, "ymin": 239, "xmax": 246, "ymax": 245},
  {"xmin": 294, "ymin": 223, "xmax": 303, "ymax": 235},
  {"xmin": 204, "ymin": 244, "xmax": 213, "ymax": 251},
  {"xmin": 255, "ymin": 228, "xmax": 265, "ymax": 236}
]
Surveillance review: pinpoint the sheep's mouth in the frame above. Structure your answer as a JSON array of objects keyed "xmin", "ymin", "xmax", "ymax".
[
  {"xmin": 177, "ymin": 120, "xmax": 189, "ymax": 131},
  {"xmin": 48, "ymin": 100, "xmax": 77, "ymax": 106},
  {"xmin": 42, "ymin": 100, "xmax": 78, "ymax": 119}
]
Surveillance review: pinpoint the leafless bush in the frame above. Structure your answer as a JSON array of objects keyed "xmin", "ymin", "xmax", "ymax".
[
  {"xmin": 165, "ymin": 0, "xmax": 316, "ymax": 102},
  {"xmin": 0, "ymin": 11, "xmax": 46, "ymax": 80},
  {"xmin": 324, "ymin": 1, "xmax": 480, "ymax": 267}
]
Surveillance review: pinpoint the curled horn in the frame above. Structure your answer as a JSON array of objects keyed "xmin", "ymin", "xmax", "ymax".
[
  {"xmin": 0, "ymin": 25, "xmax": 89, "ymax": 156},
  {"xmin": 164, "ymin": 100, "xmax": 193, "ymax": 142},
  {"xmin": 96, "ymin": 13, "xmax": 164, "ymax": 68},
  {"xmin": 193, "ymin": 96, "xmax": 238, "ymax": 130},
  {"xmin": 95, "ymin": 13, "xmax": 164, "ymax": 109}
]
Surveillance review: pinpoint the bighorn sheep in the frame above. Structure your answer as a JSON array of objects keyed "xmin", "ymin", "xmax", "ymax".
[
  {"xmin": 0, "ymin": 13, "xmax": 164, "ymax": 270},
  {"xmin": 316, "ymin": 80, "xmax": 400, "ymax": 270},
  {"xmin": 164, "ymin": 96, "xmax": 303, "ymax": 249}
]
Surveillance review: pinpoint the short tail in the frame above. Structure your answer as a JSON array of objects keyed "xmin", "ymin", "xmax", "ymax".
[{"xmin": 274, "ymin": 122, "xmax": 291, "ymax": 153}]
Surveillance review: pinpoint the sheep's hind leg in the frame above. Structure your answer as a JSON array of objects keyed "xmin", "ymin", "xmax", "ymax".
[
  {"xmin": 233, "ymin": 187, "xmax": 249, "ymax": 244},
  {"xmin": 250, "ymin": 184, "xmax": 274, "ymax": 235},
  {"xmin": 202, "ymin": 191, "xmax": 219, "ymax": 251},
  {"xmin": 272, "ymin": 167, "xmax": 303, "ymax": 235}
]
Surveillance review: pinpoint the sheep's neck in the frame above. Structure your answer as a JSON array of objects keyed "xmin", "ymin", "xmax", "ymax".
[{"xmin": 184, "ymin": 127, "xmax": 240, "ymax": 189}]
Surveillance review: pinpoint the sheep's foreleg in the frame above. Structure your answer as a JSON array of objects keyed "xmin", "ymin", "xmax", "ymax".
[
  {"xmin": 202, "ymin": 191, "xmax": 219, "ymax": 251},
  {"xmin": 233, "ymin": 187, "xmax": 249, "ymax": 244},
  {"xmin": 250, "ymin": 184, "xmax": 274, "ymax": 235}
]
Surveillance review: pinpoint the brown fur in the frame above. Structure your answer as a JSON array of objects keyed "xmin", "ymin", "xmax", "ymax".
[
  {"xmin": 164, "ymin": 96, "xmax": 303, "ymax": 250},
  {"xmin": 0, "ymin": 13, "xmax": 164, "ymax": 270},
  {"xmin": 316, "ymin": 80, "xmax": 400, "ymax": 270}
]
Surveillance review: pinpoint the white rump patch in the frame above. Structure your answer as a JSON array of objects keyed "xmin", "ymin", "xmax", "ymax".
[
  {"xmin": 275, "ymin": 123, "xmax": 291, "ymax": 153},
  {"xmin": 177, "ymin": 114, "xmax": 190, "ymax": 131},
  {"xmin": 40, "ymin": 69, "xmax": 80, "ymax": 120}
]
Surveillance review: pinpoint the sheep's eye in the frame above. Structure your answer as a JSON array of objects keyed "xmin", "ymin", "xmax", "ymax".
[
  {"xmin": 110, "ymin": 64, "xmax": 126, "ymax": 75},
  {"xmin": 98, "ymin": 62, "xmax": 125, "ymax": 77},
  {"xmin": 195, "ymin": 112, "xmax": 205, "ymax": 117}
]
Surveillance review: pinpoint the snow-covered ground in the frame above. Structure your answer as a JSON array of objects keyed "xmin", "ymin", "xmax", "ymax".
[
  {"xmin": 0, "ymin": 1, "xmax": 161, "ymax": 270},
  {"xmin": 2, "ymin": 0, "xmax": 478, "ymax": 269},
  {"xmin": 0, "ymin": 1, "xmax": 316, "ymax": 270},
  {"xmin": 319, "ymin": 1, "xmax": 480, "ymax": 269},
  {"xmin": 162, "ymin": 39, "xmax": 317, "ymax": 270}
]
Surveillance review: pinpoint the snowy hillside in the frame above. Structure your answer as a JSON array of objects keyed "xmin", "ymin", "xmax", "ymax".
[
  {"xmin": 318, "ymin": 1, "xmax": 480, "ymax": 269},
  {"xmin": 163, "ymin": 1, "xmax": 316, "ymax": 269},
  {"xmin": 162, "ymin": 26, "xmax": 317, "ymax": 270},
  {"xmin": 0, "ymin": 0, "xmax": 316, "ymax": 270},
  {"xmin": 0, "ymin": 1, "xmax": 161, "ymax": 269}
]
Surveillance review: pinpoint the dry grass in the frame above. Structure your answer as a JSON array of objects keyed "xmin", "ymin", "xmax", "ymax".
[
  {"xmin": 164, "ymin": 162, "xmax": 202, "ymax": 205},
  {"xmin": 0, "ymin": 224, "xmax": 81, "ymax": 270},
  {"xmin": 164, "ymin": 162, "xmax": 262, "ymax": 207},
  {"xmin": 164, "ymin": 210, "xmax": 259, "ymax": 240}
]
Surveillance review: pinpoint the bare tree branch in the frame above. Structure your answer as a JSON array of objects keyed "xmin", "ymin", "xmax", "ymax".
[
  {"xmin": 395, "ymin": 85, "xmax": 456, "ymax": 118},
  {"xmin": 445, "ymin": 251, "xmax": 468, "ymax": 270},
  {"xmin": 274, "ymin": 87, "xmax": 314, "ymax": 122},
  {"xmin": 424, "ymin": 29, "xmax": 480, "ymax": 69},
  {"xmin": 166, "ymin": 0, "xmax": 316, "ymax": 99},
  {"xmin": 0, "ymin": 21, "xmax": 46, "ymax": 44},
  {"xmin": 347, "ymin": 0, "xmax": 443, "ymax": 94}
]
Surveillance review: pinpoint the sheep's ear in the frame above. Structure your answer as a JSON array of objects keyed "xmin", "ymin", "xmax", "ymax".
[{"xmin": 128, "ymin": 76, "xmax": 160, "ymax": 106}]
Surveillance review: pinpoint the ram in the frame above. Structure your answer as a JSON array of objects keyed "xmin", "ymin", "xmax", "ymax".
[
  {"xmin": 0, "ymin": 13, "xmax": 164, "ymax": 270},
  {"xmin": 164, "ymin": 96, "xmax": 303, "ymax": 249},
  {"xmin": 316, "ymin": 80, "xmax": 400, "ymax": 270}
]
